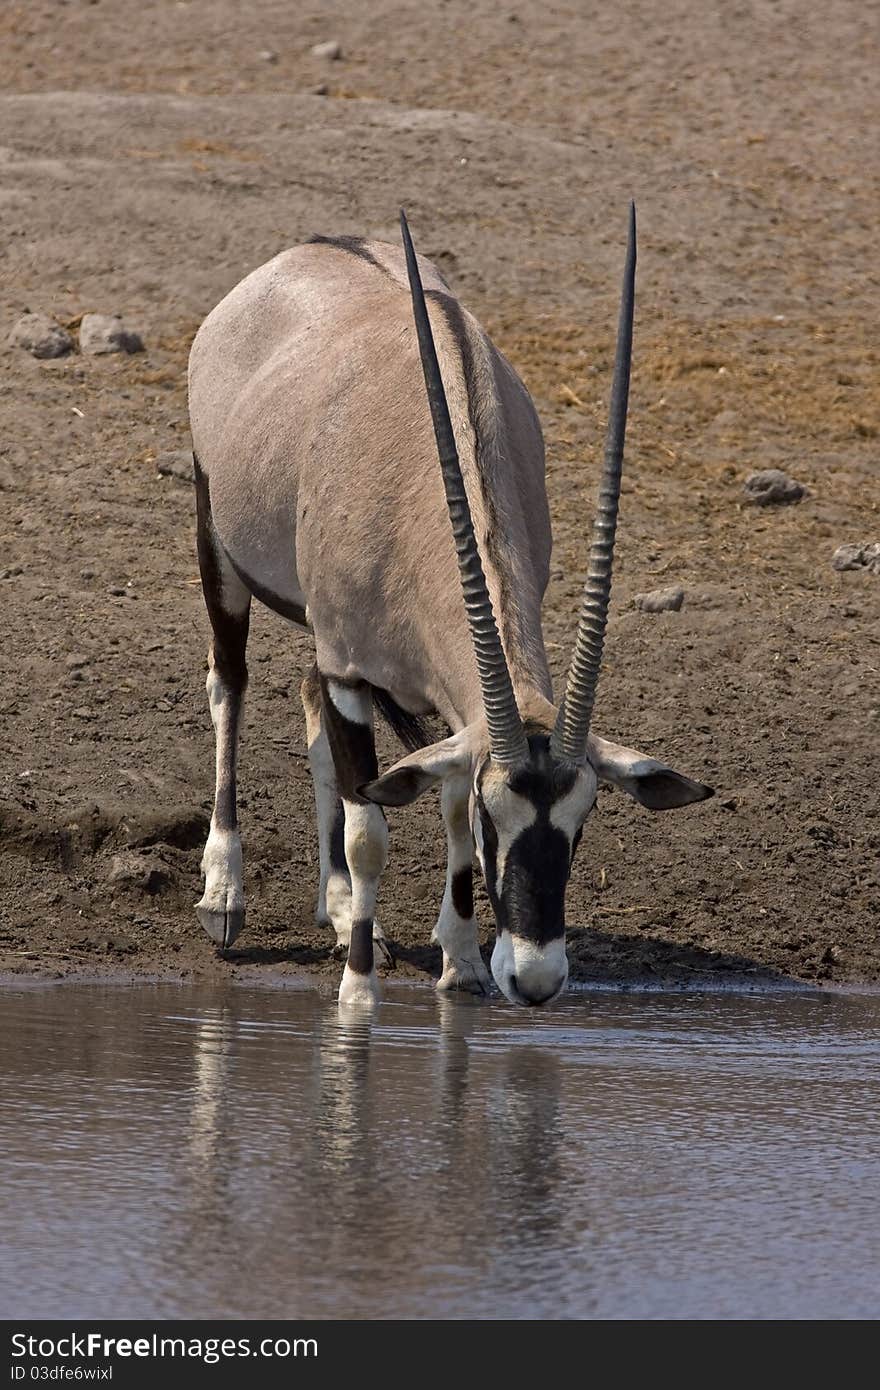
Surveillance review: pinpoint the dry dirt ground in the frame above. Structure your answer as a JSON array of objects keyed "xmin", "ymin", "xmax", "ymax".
[{"xmin": 1, "ymin": 1, "xmax": 877, "ymax": 991}]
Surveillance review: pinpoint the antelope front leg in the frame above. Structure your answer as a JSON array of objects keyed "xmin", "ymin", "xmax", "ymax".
[
  {"xmin": 302, "ymin": 664, "xmax": 353, "ymax": 948},
  {"xmin": 321, "ymin": 678, "xmax": 390, "ymax": 1006},
  {"xmin": 434, "ymin": 775, "xmax": 490, "ymax": 995}
]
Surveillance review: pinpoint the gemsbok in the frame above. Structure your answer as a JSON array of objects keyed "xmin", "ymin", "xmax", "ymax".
[{"xmin": 188, "ymin": 204, "xmax": 713, "ymax": 1007}]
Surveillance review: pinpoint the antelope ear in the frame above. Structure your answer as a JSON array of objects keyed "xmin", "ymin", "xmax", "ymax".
[
  {"xmin": 587, "ymin": 735, "xmax": 714, "ymax": 811},
  {"xmin": 359, "ymin": 731, "xmax": 472, "ymax": 808}
]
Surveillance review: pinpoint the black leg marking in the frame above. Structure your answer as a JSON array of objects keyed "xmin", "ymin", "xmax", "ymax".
[
  {"xmin": 319, "ymin": 676, "xmax": 379, "ymax": 800},
  {"xmin": 451, "ymin": 865, "xmax": 474, "ymax": 921},
  {"xmin": 319, "ymin": 677, "xmax": 390, "ymax": 990},
  {"xmin": 329, "ymin": 802, "xmax": 348, "ymax": 876},
  {"xmin": 348, "ymin": 919, "xmax": 375, "ymax": 975}
]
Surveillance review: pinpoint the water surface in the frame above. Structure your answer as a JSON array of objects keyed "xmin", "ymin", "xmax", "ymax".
[{"xmin": 2, "ymin": 980, "xmax": 879, "ymax": 1319}]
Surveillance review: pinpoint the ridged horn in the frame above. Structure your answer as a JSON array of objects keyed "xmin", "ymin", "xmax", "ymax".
[
  {"xmin": 552, "ymin": 203, "xmax": 636, "ymax": 763},
  {"xmin": 400, "ymin": 209, "xmax": 527, "ymax": 766}
]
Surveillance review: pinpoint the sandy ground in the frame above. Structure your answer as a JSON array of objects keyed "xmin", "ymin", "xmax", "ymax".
[{"xmin": 1, "ymin": 0, "xmax": 878, "ymax": 991}]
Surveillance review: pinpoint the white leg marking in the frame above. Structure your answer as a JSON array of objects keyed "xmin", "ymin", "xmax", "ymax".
[
  {"xmin": 326, "ymin": 679, "xmax": 369, "ymax": 725},
  {"xmin": 338, "ymin": 960, "xmax": 383, "ymax": 1008},
  {"xmin": 197, "ymin": 826, "xmax": 245, "ymax": 943},
  {"xmin": 433, "ymin": 776, "xmax": 489, "ymax": 994}
]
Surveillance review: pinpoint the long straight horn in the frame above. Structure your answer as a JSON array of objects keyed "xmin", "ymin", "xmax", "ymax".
[
  {"xmin": 400, "ymin": 209, "xmax": 527, "ymax": 766},
  {"xmin": 552, "ymin": 203, "xmax": 636, "ymax": 763}
]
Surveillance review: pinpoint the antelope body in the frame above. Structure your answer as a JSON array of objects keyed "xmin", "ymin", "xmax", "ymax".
[{"xmin": 188, "ymin": 210, "xmax": 713, "ymax": 1007}]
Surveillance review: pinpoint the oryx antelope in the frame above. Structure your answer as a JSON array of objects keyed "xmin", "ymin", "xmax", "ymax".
[{"xmin": 188, "ymin": 205, "xmax": 713, "ymax": 1008}]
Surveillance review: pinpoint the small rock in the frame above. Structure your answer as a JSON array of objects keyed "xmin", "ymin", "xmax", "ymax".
[
  {"xmin": 79, "ymin": 313, "xmax": 144, "ymax": 356},
  {"xmin": 156, "ymin": 450, "xmax": 194, "ymax": 482},
  {"xmin": 79, "ymin": 566, "xmax": 96, "ymax": 580},
  {"xmin": 9, "ymin": 312, "xmax": 74, "ymax": 359},
  {"xmin": 311, "ymin": 82, "xmax": 329, "ymax": 96},
  {"xmin": 633, "ymin": 584, "xmax": 685, "ymax": 613},
  {"xmin": 71, "ymin": 707, "xmax": 96, "ymax": 720},
  {"xmin": 832, "ymin": 541, "xmax": 880, "ymax": 574},
  {"xmin": 832, "ymin": 543, "xmax": 865, "ymax": 571},
  {"xmin": 108, "ymin": 851, "xmax": 173, "ymax": 896},
  {"xmin": 311, "ymin": 39, "xmax": 342, "ymax": 60},
  {"xmin": 108, "ymin": 585, "xmax": 127, "ymax": 596},
  {"xmin": 259, "ymin": 49, "xmax": 278, "ymax": 63},
  {"xmin": 65, "ymin": 653, "xmax": 90, "ymax": 669},
  {"xmin": 742, "ymin": 469, "xmax": 805, "ymax": 506}
]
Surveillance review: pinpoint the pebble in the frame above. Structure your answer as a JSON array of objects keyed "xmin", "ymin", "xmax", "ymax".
[
  {"xmin": 79, "ymin": 566, "xmax": 96, "ymax": 580},
  {"xmin": 742, "ymin": 469, "xmax": 805, "ymax": 506},
  {"xmin": 156, "ymin": 450, "xmax": 194, "ymax": 482},
  {"xmin": 108, "ymin": 584, "xmax": 128, "ymax": 597},
  {"xmin": 633, "ymin": 584, "xmax": 685, "ymax": 613},
  {"xmin": 311, "ymin": 40, "xmax": 342, "ymax": 60},
  {"xmin": 79, "ymin": 313, "xmax": 145, "ymax": 356},
  {"xmin": 108, "ymin": 852, "xmax": 172, "ymax": 896},
  {"xmin": 9, "ymin": 312, "xmax": 74, "ymax": 359},
  {"xmin": 832, "ymin": 542, "xmax": 880, "ymax": 574},
  {"xmin": 259, "ymin": 49, "xmax": 278, "ymax": 63},
  {"xmin": 71, "ymin": 707, "xmax": 96, "ymax": 720},
  {"xmin": 65, "ymin": 653, "xmax": 90, "ymax": 669}
]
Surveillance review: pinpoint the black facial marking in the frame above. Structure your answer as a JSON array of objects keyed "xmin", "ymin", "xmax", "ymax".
[
  {"xmin": 307, "ymin": 234, "xmax": 384, "ymax": 272},
  {"xmin": 319, "ymin": 675, "xmax": 380, "ymax": 802},
  {"xmin": 475, "ymin": 734, "xmax": 583, "ymax": 945},
  {"xmin": 501, "ymin": 821, "xmax": 569, "ymax": 945},
  {"xmin": 329, "ymin": 802, "xmax": 348, "ymax": 875},
  {"xmin": 347, "ymin": 919, "xmax": 374, "ymax": 975},
  {"xmin": 451, "ymin": 865, "xmax": 474, "ymax": 921}
]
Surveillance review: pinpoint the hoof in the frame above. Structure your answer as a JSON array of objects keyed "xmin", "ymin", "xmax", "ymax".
[
  {"xmin": 338, "ymin": 963, "xmax": 382, "ymax": 1008},
  {"xmin": 437, "ymin": 954, "xmax": 491, "ymax": 997},
  {"xmin": 196, "ymin": 901, "xmax": 245, "ymax": 949}
]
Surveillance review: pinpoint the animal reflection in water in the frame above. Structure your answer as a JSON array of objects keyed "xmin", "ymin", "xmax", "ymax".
[
  {"xmin": 179, "ymin": 998, "xmax": 566, "ymax": 1280},
  {"xmin": 189, "ymin": 206, "xmax": 713, "ymax": 1007}
]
